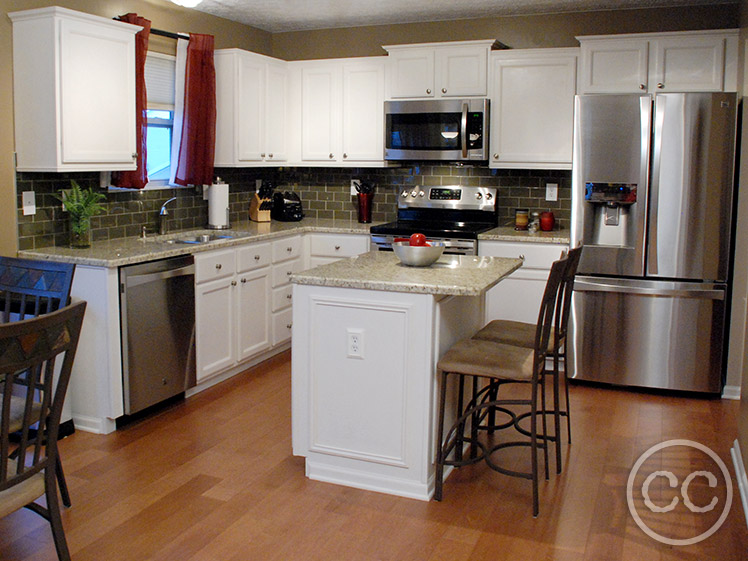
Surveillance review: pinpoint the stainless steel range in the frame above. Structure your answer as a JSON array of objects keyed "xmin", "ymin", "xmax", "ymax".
[{"xmin": 370, "ymin": 186, "xmax": 498, "ymax": 255}]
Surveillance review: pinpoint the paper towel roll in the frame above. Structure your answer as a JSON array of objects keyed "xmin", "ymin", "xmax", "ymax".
[{"xmin": 207, "ymin": 183, "xmax": 230, "ymax": 229}]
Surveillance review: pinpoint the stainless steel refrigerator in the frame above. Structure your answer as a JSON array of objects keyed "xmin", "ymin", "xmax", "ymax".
[{"xmin": 569, "ymin": 92, "xmax": 737, "ymax": 393}]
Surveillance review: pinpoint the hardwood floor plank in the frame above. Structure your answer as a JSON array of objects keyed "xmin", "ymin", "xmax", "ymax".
[{"xmin": 1, "ymin": 351, "xmax": 745, "ymax": 560}]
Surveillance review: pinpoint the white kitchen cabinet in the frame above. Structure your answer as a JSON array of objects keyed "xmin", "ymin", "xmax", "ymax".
[
  {"xmin": 9, "ymin": 7, "xmax": 140, "ymax": 172},
  {"xmin": 479, "ymin": 241, "xmax": 568, "ymax": 325},
  {"xmin": 195, "ymin": 243, "xmax": 272, "ymax": 382},
  {"xmin": 489, "ymin": 49, "xmax": 577, "ymax": 170},
  {"xmin": 577, "ymin": 29, "xmax": 738, "ymax": 93},
  {"xmin": 294, "ymin": 57, "xmax": 385, "ymax": 165},
  {"xmin": 384, "ymin": 40, "xmax": 498, "ymax": 99},
  {"xmin": 308, "ymin": 233, "xmax": 370, "ymax": 267},
  {"xmin": 271, "ymin": 235, "xmax": 303, "ymax": 346},
  {"xmin": 214, "ymin": 49, "xmax": 288, "ymax": 166}
]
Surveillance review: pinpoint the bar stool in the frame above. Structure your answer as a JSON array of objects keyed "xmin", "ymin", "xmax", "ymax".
[
  {"xmin": 434, "ymin": 255, "xmax": 567, "ymax": 517},
  {"xmin": 472, "ymin": 246, "xmax": 581, "ymax": 474}
]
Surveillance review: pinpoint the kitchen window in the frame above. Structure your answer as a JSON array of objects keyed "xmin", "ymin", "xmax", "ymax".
[{"xmin": 143, "ymin": 52, "xmax": 176, "ymax": 188}]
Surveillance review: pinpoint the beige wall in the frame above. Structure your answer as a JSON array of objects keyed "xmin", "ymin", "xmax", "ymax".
[
  {"xmin": 272, "ymin": 5, "xmax": 738, "ymax": 60},
  {"xmin": 0, "ymin": 0, "xmax": 271, "ymax": 257}
]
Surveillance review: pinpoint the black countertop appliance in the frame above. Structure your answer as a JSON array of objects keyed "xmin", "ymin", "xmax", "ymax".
[{"xmin": 271, "ymin": 191, "xmax": 304, "ymax": 222}]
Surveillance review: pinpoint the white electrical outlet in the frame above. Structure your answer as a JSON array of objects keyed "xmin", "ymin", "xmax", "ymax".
[
  {"xmin": 22, "ymin": 191, "xmax": 36, "ymax": 216},
  {"xmin": 347, "ymin": 328, "xmax": 364, "ymax": 359},
  {"xmin": 350, "ymin": 179, "xmax": 361, "ymax": 196},
  {"xmin": 545, "ymin": 183, "xmax": 558, "ymax": 202}
]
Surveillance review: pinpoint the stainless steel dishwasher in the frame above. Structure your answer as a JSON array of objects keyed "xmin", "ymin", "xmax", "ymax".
[{"xmin": 119, "ymin": 255, "xmax": 196, "ymax": 415}]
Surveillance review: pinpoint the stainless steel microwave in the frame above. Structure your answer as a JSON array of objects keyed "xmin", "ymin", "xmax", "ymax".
[{"xmin": 384, "ymin": 98, "xmax": 489, "ymax": 162}]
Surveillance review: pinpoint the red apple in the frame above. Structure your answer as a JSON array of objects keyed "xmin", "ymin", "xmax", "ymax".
[{"xmin": 409, "ymin": 233, "xmax": 427, "ymax": 247}]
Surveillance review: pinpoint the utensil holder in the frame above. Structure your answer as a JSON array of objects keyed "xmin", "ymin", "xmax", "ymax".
[
  {"xmin": 357, "ymin": 193, "xmax": 373, "ymax": 223},
  {"xmin": 249, "ymin": 193, "xmax": 271, "ymax": 222}
]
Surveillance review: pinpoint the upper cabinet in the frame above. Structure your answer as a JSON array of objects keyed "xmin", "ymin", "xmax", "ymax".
[
  {"xmin": 383, "ymin": 40, "xmax": 499, "ymax": 99},
  {"xmin": 9, "ymin": 7, "xmax": 140, "ymax": 172},
  {"xmin": 288, "ymin": 57, "xmax": 386, "ymax": 166},
  {"xmin": 214, "ymin": 49, "xmax": 288, "ymax": 166},
  {"xmin": 489, "ymin": 48, "xmax": 578, "ymax": 170},
  {"xmin": 577, "ymin": 29, "xmax": 738, "ymax": 93}
]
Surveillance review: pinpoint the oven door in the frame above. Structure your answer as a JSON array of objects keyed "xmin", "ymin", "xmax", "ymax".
[{"xmin": 384, "ymin": 99, "xmax": 488, "ymax": 161}]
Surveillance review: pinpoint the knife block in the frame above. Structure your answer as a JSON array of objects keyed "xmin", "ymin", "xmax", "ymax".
[{"xmin": 249, "ymin": 193, "xmax": 271, "ymax": 222}]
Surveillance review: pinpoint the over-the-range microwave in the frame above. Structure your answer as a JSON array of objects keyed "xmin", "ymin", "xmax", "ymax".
[{"xmin": 384, "ymin": 98, "xmax": 489, "ymax": 162}]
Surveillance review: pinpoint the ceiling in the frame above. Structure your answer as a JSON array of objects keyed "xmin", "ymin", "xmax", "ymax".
[{"xmin": 182, "ymin": 0, "xmax": 735, "ymax": 33}]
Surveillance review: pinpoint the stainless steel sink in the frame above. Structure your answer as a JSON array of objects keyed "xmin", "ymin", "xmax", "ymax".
[{"xmin": 147, "ymin": 231, "xmax": 248, "ymax": 245}]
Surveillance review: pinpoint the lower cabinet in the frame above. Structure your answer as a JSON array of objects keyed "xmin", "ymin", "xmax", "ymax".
[
  {"xmin": 308, "ymin": 233, "xmax": 370, "ymax": 267},
  {"xmin": 479, "ymin": 241, "xmax": 568, "ymax": 324},
  {"xmin": 195, "ymin": 242, "xmax": 272, "ymax": 382}
]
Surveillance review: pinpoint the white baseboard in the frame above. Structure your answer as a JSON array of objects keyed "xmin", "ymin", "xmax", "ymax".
[
  {"xmin": 730, "ymin": 439, "xmax": 748, "ymax": 531},
  {"xmin": 722, "ymin": 385, "xmax": 741, "ymax": 400}
]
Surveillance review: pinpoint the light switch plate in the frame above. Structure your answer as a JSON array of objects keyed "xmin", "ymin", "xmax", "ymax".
[
  {"xmin": 545, "ymin": 183, "xmax": 558, "ymax": 202},
  {"xmin": 350, "ymin": 179, "xmax": 361, "ymax": 196},
  {"xmin": 22, "ymin": 191, "xmax": 36, "ymax": 216}
]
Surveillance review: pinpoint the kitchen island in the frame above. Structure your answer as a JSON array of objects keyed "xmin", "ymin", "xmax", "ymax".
[{"xmin": 290, "ymin": 250, "xmax": 522, "ymax": 500}]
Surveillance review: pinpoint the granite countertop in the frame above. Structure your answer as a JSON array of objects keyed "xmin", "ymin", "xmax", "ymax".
[
  {"xmin": 17, "ymin": 218, "xmax": 569, "ymax": 268},
  {"xmin": 290, "ymin": 251, "xmax": 523, "ymax": 296},
  {"xmin": 479, "ymin": 226, "xmax": 570, "ymax": 244}
]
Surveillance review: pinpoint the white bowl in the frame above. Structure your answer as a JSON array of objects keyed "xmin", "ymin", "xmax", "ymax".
[{"xmin": 392, "ymin": 241, "xmax": 445, "ymax": 267}]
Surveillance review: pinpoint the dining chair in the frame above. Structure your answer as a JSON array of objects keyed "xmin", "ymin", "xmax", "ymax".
[
  {"xmin": 0, "ymin": 300, "xmax": 86, "ymax": 561},
  {"xmin": 434, "ymin": 254, "xmax": 567, "ymax": 516},
  {"xmin": 472, "ymin": 246, "xmax": 582, "ymax": 474},
  {"xmin": 0, "ymin": 256, "xmax": 76, "ymax": 507}
]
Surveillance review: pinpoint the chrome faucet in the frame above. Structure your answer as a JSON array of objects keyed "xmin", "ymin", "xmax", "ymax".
[{"xmin": 158, "ymin": 197, "xmax": 177, "ymax": 235}]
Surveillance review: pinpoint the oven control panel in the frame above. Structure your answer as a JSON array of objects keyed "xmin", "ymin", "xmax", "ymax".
[{"xmin": 398, "ymin": 186, "xmax": 496, "ymax": 211}]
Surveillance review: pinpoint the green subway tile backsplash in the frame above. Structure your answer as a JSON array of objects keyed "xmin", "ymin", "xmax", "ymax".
[{"xmin": 15, "ymin": 165, "xmax": 571, "ymax": 249}]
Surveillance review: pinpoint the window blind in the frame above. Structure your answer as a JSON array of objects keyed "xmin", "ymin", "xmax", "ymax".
[{"xmin": 145, "ymin": 52, "xmax": 176, "ymax": 111}]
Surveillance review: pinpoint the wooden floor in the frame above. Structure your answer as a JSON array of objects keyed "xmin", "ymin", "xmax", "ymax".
[{"xmin": 1, "ymin": 350, "xmax": 746, "ymax": 560}]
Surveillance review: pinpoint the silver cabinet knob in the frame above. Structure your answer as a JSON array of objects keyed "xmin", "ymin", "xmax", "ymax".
[
  {"xmin": 343, "ymin": 153, "xmax": 348, "ymax": 159},
  {"xmin": 286, "ymin": 294, "xmax": 292, "ymax": 300},
  {"xmin": 261, "ymin": 153, "xmax": 266, "ymax": 158},
  {"xmin": 519, "ymin": 254, "xmax": 525, "ymax": 260},
  {"xmin": 493, "ymin": 153, "xmax": 499, "ymax": 159},
  {"xmin": 639, "ymin": 84, "xmax": 646, "ymax": 90},
  {"xmin": 657, "ymin": 83, "xmax": 664, "ymax": 89},
  {"xmin": 254, "ymin": 255, "xmax": 260, "ymax": 261},
  {"xmin": 286, "ymin": 246, "xmax": 292, "ymax": 252},
  {"xmin": 241, "ymin": 277, "xmax": 247, "ymax": 284},
  {"xmin": 329, "ymin": 153, "xmax": 334, "ymax": 159},
  {"xmin": 426, "ymin": 88, "xmax": 431, "ymax": 94},
  {"xmin": 334, "ymin": 245, "xmax": 341, "ymax": 250},
  {"xmin": 231, "ymin": 280, "xmax": 237, "ymax": 286},
  {"xmin": 286, "ymin": 270, "xmax": 292, "ymax": 276},
  {"xmin": 268, "ymin": 153, "xmax": 273, "ymax": 158},
  {"xmin": 476, "ymin": 193, "xmax": 483, "ymax": 199},
  {"xmin": 441, "ymin": 88, "xmax": 447, "ymax": 94},
  {"xmin": 286, "ymin": 323, "xmax": 293, "ymax": 329},
  {"xmin": 132, "ymin": 153, "xmax": 138, "ymax": 160},
  {"xmin": 215, "ymin": 263, "xmax": 222, "ymax": 270}
]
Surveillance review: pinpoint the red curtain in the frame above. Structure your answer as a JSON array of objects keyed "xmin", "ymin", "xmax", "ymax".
[
  {"xmin": 111, "ymin": 13, "xmax": 151, "ymax": 189},
  {"xmin": 174, "ymin": 33, "xmax": 216, "ymax": 186}
]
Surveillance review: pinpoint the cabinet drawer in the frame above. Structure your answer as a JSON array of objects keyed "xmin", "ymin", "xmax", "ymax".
[
  {"xmin": 480, "ymin": 242, "xmax": 567, "ymax": 270},
  {"xmin": 310, "ymin": 234, "xmax": 369, "ymax": 257},
  {"xmin": 272, "ymin": 308, "xmax": 293, "ymax": 346},
  {"xmin": 195, "ymin": 249, "xmax": 235, "ymax": 283},
  {"xmin": 272, "ymin": 236, "xmax": 302, "ymax": 263},
  {"xmin": 272, "ymin": 258, "xmax": 302, "ymax": 287},
  {"xmin": 236, "ymin": 242, "xmax": 272, "ymax": 273},
  {"xmin": 272, "ymin": 284, "xmax": 293, "ymax": 312}
]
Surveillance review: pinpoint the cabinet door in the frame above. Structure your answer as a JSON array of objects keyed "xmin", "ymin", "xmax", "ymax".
[
  {"xmin": 579, "ymin": 39, "xmax": 649, "ymax": 93},
  {"xmin": 301, "ymin": 65, "xmax": 340, "ymax": 162},
  {"xmin": 342, "ymin": 61, "xmax": 384, "ymax": 161},
  {"xmin": 236, "ymin": 267, "xmax": 271, "ymax": 361},
  {"xmin": 388, "ymin": 48, "xmax": 435, "ymax": 98},
  {"xmin": 438, "ymin": 46, "xmax": 488, "ymax": 97},
  {"xmin": 272, "ymin": 308, "xmax": 294, "ymax": 346},
  {"xmin": 490, "ymin": 52, "xmax": 576, "ymax": 169},
  {"xmin": 650, "ymin": 35, "xmax": 725, "ymax": 92},
  {"xmin": 213, "ymin": 52, "xmax": 237, "ymax": 166},
  {"xmin": 195, "ymin": 277, "xmax": 235, "ymax": 381},
  {"xmin": 265, "ymin": 61, "xmax": 288, "ymax": 162},
  {"xmin": 237, "ymin": 54, "xmax": 265, "ymax": 163},
  {"xmin": 59, "ymin": 17, "xmax": 136, "ymax": 165}
]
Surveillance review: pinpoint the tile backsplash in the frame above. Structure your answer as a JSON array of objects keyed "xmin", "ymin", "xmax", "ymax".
[{"xmin": 15, "ymin": 165, "xmax": 571, "ymax": 250}]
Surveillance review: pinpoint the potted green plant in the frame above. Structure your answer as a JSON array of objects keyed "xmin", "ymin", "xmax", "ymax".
[{"xmin": 56, "ymin": 180, "xmax": 106, "ymax": 248}]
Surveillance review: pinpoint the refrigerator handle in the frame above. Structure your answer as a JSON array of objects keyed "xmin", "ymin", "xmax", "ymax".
[
  {"xmin": 573, "ymin": 277, "xmax": 725, "ymax": 299},
  {"xmin": 648, "ymin": 95, "xmax": 664, "ymax": 276}
]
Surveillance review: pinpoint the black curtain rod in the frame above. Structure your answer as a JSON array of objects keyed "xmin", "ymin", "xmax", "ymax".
[{"xmin": 151, "ymin": 28, "xmax": 190, "ymax": 41}]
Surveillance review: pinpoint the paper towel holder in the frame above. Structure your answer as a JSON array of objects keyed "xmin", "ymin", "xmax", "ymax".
[{"xmin": 207, "ymin": 179, "xmax": 231, "ymax": 230}]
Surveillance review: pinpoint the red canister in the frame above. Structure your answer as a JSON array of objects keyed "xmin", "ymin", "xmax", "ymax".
[{"xmin": 540, "ymin": 211, "xmax": 555, "ymax": 231}]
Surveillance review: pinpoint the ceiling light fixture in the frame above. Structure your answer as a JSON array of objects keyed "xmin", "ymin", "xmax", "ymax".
[{"xmin": 169, "ymin": 0, "xmax": 203, "ymax": 7}]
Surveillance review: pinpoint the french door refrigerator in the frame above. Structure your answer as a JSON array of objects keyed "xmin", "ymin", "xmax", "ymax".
[{"xmin": 569, "ymin": 92, "xmax": 737, "ymax": 393}]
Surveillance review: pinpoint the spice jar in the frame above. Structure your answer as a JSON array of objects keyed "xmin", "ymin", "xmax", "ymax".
[
  {"xmin": 514, "ymin": 208, "xmax": 529, "ymax": 231},
  {"xmin": 540, "ymin": 211, "xmax": 555, "ymax": 231}
]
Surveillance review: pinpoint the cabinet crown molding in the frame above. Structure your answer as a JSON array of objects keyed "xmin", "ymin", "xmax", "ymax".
[
  {"xmin": 383, "ymin": 39, "xmax": 505, "ymax": 52},
  {"xmin": 576, "ymin": 28, "xmax": 738, "ymax": 42},
  {"xmin": 8, "ymin": 5, "xmax": 142, "ymax": 33}
]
